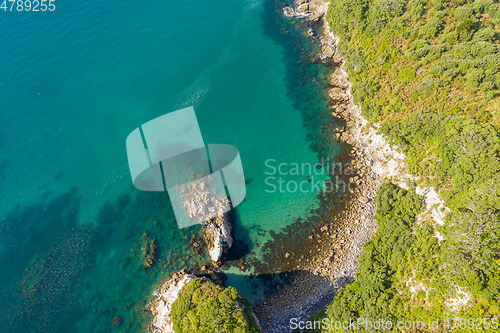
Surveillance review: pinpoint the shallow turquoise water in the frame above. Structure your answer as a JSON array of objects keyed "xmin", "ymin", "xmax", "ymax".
[{"xmin": 0, "ymin": 0, "xmax": 338, "ymax": 331}]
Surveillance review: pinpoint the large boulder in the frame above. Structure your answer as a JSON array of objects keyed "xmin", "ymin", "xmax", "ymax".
[{"xmin": 203, "ymin": 213, "xmax": 233, "ymax": 263}]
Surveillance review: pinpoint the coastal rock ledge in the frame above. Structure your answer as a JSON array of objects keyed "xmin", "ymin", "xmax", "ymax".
[{"xmin": 149, "ymin": 270, "xmax": 197, "ymax": 333}]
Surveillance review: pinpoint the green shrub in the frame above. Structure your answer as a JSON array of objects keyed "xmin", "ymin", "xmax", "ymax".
[
  {"xmin": 453, "ymin": 42, "xmax": 472, "ymax": 58},
  {"xmin": 398, "ymin": 65, "xmax": 417, "ymax": 83},
  {"xmin": 486, "ymin": 90, "xmax": 496, "ymax": 99},
  {"xmin": 479, "ymin": 80, "xmax": 496, "ymax": 91},
  {"xmin": 361, "ymin": 99, "xmax": 382, "ymax": 120},
  {"xmin": 417, "ymin": 75, "xmax": 439, "ymax": 94},
  {"xmin": 365, "ymin": 20, "xmax": 385, "ymax": 36},
  {"xmin": 409, "ymin": 0, "xmax": 425, "ymax": 20},
  {"xmin": 433, "ymin": 0, "xmax": 448, "ymax": 10},
  {"xmin": 457, "ymin": 18, "xmax": 478, "ymax": 34},
  {"xmin": 442, "ymin": 68, "xmax": 460, "ymax": 82},
  {"xmin": 370, "ymin": 0, "xmax": 405, "ymax": 21},
  {"xmin": 454, "ymin": 6, "xmax": 475, "ymax": 22},
  {"xmin": 421, "ymin": 18, "xmax": 444, "ymax": 38},
  {"xmin": 458, "ymin": 59, "xmax": 472, "ymax": 71},
  {"xmin": 409, "ymin": 38, "xmax": 429, "ymax": 51},
  {"xmin": 345, "ymin": 49, "xmax": 368, "ymax": 72},
  {"xmin": 425, "ymin": 44, "xmax": 447, "ymax": 62},
  {"xmin": 443, "ymin": 30, "xmax": 459, "ymax": 44},
  {"xmin": 491, "ymin": 4, "xmax": 500, "ymax": 24},
  {"xmin": 473, "ymin": 27, "xmax": 499, "ymax": 42},
  {"xmin": 409, "ymin": 44, "xmax": 431, "ymax": 60},
  {"xmin": 465, "ymin": 68, "xmax": 485, "ymax": 86},
  {"xmin": 484, "ymin": 55, "xmax": 500, "ymax": 75},
  {"xmin": 353, "ymin": 79, "xmax": 380, "ymax": 104},
  {"xmin": 430, "ymin": 64, "xmax": 445, "ymax": 75},
  {"xmin": 495, "ymin": 73, "xmax": 500, "ymax": 89},
  {"xmin": 438, "ymin": 55, "xmax": 458, "ymax": 69},
  {"xmin": 470, "ymin": 41, "xmax": 497, "ymax": 57}
]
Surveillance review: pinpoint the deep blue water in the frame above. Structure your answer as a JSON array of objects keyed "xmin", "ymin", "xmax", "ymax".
[{"xmin": 0, "ymin": 0, "xmax": 339, "ymax": 331}]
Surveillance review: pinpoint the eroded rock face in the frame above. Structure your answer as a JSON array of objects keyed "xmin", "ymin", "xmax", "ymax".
[
  {"xmin": 203, "ymin": 213, "xmax": 233, "ymax": 264},
  {"xmin": 149, "ymin": 271, "xmax": 197, "ymax": 333}
]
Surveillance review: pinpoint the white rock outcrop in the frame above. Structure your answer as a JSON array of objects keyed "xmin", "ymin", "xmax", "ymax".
[
  {"xmin": 204, "ymin": 213, "xmax": 233, "ymax": 263},
  {"xmin": 149, "ymin": 271, "xmax": 198, "ymax": 333}
]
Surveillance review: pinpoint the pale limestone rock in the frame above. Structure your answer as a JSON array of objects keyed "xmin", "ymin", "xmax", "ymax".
[{"xmin": 149, "ymin": 271, "xmax": 198, "ymax": 333}]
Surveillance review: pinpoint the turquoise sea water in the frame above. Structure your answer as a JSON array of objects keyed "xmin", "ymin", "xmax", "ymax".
[{"xmin": 0, "ymin": 0, "xmax": 339, "ymax": 331}]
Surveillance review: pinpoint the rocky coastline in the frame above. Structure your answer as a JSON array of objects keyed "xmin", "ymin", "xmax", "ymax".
[
  {"xmin": 252, "ymin": 1, "xmax": 451, "ymax": 331},
  {"xmin": 252, "ymin": 0, "xmax": 416, "ymax": 332},
  {"xmin": 148, "ymin": 1, "xmax": 450, "ymax": 331}
]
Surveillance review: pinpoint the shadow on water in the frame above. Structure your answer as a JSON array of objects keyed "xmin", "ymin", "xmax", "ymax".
[{"xmin": 223, "ymin": 208, "xmax": 253, "ymax": 262}]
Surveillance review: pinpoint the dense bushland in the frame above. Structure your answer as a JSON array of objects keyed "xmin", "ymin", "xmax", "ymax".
[{"xmin": 328, "ymin": 0, "xmax": 500, "ymax": 122}]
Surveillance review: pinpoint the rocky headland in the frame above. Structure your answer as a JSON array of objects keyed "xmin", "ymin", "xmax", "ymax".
[
  {"xmin": 149, "ymin": 270, "xmax": 197, "ymax": 333},
  {"xmin": 149, "ymin": 270, "xmax": 261, "ymax": 333}
]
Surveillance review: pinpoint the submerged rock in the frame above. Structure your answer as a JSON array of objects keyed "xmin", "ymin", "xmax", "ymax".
[
  {"xmin": 138, "ymin": 232, "xmax": 158, "ymax": 270},
  {"xmin": 112, "ymin": 315, "xmax": 123, "ymax": 328}
]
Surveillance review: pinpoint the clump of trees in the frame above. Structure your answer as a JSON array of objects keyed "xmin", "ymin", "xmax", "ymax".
[{"xmin": 171, "ymin": 278, "xmax": 261, "ymax": 333}]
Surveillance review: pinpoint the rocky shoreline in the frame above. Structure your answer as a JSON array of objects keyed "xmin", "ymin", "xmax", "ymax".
[
  {"xmin": 252, "ymin": 0, "xmax": 451, "ymax": 331},
  {"xmin": 252, "ymin": 0, "xmax": 414, "ymax": 331}
]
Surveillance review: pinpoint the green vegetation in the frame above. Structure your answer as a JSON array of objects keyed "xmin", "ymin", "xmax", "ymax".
[
  {"xmin": 328, "ymin": 0, "xmax": 500, "ymax": 122},
  {"xmin": 171, "ymin": 278, "xmax": 261, "ymax": 333},
  {"xmin": 315, "ymin": 0, "xmax": 500, "ymax": 328}
]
